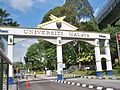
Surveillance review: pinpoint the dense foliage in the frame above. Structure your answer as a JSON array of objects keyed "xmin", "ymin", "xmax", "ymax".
[{"xmin": 25, "ymin": 40, "xmax": 56, "ymax": 71}]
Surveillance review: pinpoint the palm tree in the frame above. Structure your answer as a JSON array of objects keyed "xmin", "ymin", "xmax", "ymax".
[
  {"xmin": 0, "ymin": 8, "xmax": 19, "ymax": 53},
  {"xmin": 0, "ymin": 8, "xmax": 19, "ymax": 26},
  {"xmin": 8, "ymin": 21, "xmax": 19, "ymax": 27},
  {"xmin": 0, "ymin": 8, "xmax": 12, "ymax": 25}
]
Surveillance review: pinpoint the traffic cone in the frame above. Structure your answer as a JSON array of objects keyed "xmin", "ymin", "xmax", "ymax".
[{"xmin": 25, "ymin": 79, "xmax": 31, "ymax": 88}]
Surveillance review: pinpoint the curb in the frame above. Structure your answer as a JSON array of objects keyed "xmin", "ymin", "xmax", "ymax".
[
  {"xmin": 64, "ymin": 75, "xmax": 120, "ymax": 80},
  {"xmin": 52, "ymin": 80, "xmax": 115, "ymax": 90}
]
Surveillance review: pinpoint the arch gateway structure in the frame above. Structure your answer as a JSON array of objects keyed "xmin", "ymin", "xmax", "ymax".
[{"xmin": 0, "ymin": 15, "xmax": 112, "ymax": 84}]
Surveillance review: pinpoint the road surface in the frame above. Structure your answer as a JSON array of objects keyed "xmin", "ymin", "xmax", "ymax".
[{"xmin": 19, "ymin": 80, "xmax": 95, "ymax": 90}]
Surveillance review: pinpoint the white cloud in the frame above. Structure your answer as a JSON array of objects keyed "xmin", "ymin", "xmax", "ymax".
[
  {"xmin": 13, "ymin": 47, "xmax": 26, "ymax": 62},
  {"xmin": 0, "ymin": 0, "xmax": 34, "ymax": 12},
  {"xmin": 20, "ymin": 39, "xmax": 37, "ymax": 48},
  {"xmin": 21, "ymin": 43, "xmax": 30, "ymax": 48},
  {"xmin": 0, "ymin": 0, "xmax": 48, "ymax": 12},
  {"xmin": 0, "ymin": 0, "xmax": 64, "ymax": 12},
  {"xmin": 9, "ymin": 0, "xmax": 34, "ymax": 12}
]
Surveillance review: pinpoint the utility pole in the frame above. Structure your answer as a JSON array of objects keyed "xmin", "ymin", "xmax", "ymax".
[{"xmin": 116, "ymin": 33, "xmax": 120, "ymax": 65}]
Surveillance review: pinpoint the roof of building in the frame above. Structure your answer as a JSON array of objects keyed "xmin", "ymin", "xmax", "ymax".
[{"xmin": 0, "ymin": 48, "xmax": 12, "ymax": 65}]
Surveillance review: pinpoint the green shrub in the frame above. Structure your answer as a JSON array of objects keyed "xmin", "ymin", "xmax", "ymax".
[
  {"xmin": 71, "ymin": 70, "xmax": 96, "ymax": 76},
  {"xmin": 117, "ymin": 67, "xmax": 120, "ymax": 74},
  {"xmin": 36, "ymin": 71, "xmax": 44, "ymax": 74},
  {"xmin": 86, "ymin": 70, "xmax": 96, "ymax": 75}
]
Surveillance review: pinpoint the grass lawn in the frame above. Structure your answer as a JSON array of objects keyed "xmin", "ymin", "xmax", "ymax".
[
  {"xmin": 71, "ymin": 70, "xmax": 96, "ymax": 76},
  {"xmin": 36, "ymin": 71, "xmax": 44, "ymax": 74},
  {"xmin": 69, "ymin": 68, "xmax": 120, "ymax": 76}
]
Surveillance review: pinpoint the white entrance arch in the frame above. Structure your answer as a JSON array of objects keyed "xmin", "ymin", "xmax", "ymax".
[{"xmin": 0, "ymin": 15, "xmax": 112, "ymax": 84}]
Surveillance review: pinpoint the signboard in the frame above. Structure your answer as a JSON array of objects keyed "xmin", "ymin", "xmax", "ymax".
[
  {"xmin": 0, "ymin": 27, "xmax": 110, "ymax": 39},
  {"xmin": 63, "ymin": 63, "xmax": 65, "ymax": 68},
  {"xmin": 0, "ymin": 29, "xmax": 8, "ymax": 34},
  {"xmin": 58, "ymin": 63, "xmax": 65, "ymax": 68}
]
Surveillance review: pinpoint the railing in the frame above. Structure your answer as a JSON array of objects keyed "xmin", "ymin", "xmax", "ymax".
[{"xmin": 0, "ymin": 48, "xmax": 12, "ymax": 64}]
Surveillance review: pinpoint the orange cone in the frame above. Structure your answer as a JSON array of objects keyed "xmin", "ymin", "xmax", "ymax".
[{"xmin": 25, "ymin": 79, "xmax": 31, "ymax": 88}]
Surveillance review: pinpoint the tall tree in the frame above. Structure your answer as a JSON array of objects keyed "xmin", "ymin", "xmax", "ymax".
[
  {"xmin": 0, "ymin": 8, "xmax": 19, "ymax": 26},
  {"xmin": 41, "ymin": 6, "xmax": 77, "ymax": 26},
  {"xmin": 25, "ymin": 39, "xmax": 57, "ymax": 71},
  {"xmin": 0, "ymin": 8, "xmax": 19, "ymax": 52},
  {"xmin": 0, "ymin": 8, "xmax": 11, "ymax": 25},
  {"xmin": 64, "ymin": 0, "xmax": 94, "ymax": 22}
]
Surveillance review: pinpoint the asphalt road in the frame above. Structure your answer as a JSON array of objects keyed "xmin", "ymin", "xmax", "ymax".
[{"xmin": 19, "ymin": 80, "xmax": 95, "ymax": 90}]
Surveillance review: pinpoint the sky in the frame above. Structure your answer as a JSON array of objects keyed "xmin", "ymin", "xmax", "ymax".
[{"xmin": 0, "ymin": 0, "xmax": 108, "ymax": 62}]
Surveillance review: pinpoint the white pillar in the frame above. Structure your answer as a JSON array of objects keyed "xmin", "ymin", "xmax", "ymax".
[
  {"xmin": 57, "ymin": 37, "xmax": 63, "ymax": 80},
  {"xmin": 105, "ymin": 39, "xmax": 112, "ymax": 75},
  {"xmin": 95, "ymin": 39, "xmax": 102, "ymax": 77},
  {"xmin": 7, "ymin": 35, "xmax": 14, "ymax": 84}
]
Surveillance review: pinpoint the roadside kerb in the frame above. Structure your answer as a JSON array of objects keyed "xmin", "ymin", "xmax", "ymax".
[
  {"xmin": 64, "ymin": 75, "xmax": 120, "ymax": 80},
  {"xmin": 53, "ymin": 80, "xmax": 115, "ymax": 90}
]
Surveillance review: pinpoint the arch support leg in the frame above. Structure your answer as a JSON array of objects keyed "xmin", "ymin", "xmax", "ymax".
[
  {"xmin": 105, "ymin": 40, "xmax": 112, "ymax": 76},
  {"xmin": 7, "ymin": 35, "xmax": 14, "ymax": 85},
  {"xmin": 57, "ymin": 37, "xmax": 64, "ymax": 80},
  {"xmin": 95, "ymin": 39, "xmax": 102, "ymax": 77},
  {"xmin": 106, "ymin": 60, "xmax": 112, "ymax": 76},
  {"xmin": 96, "ymin": 61, "xmax": 102, "ymax": 77}
]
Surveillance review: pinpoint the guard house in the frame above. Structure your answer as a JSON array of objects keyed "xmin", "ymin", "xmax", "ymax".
[{"xmin": 0, "ymin": 48, "xmax": 12, "ymax": 90}]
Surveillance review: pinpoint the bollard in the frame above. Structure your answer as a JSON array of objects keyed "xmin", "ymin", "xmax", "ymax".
[{"xmin": 25, "ymin": 77, "xmax": 31, "ymax": 88}]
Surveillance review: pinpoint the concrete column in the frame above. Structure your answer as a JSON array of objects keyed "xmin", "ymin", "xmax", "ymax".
[
  {"xmin": 95, "ymin": 39, "xmax": 102, "ymax": 77},
  {"xmin": 7, "ymin": 35, "xmax": 14, "ymax": 85},
  {"xmin": 57, "ymin": 37, "xmax": 63, "ymax": 80},
  {"xmin": 105, "ymin": 39, "xmax": 112, "ymax": 76}
]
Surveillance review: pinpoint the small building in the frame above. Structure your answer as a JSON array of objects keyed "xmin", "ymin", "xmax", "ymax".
[{"xmin": 0, "ymin": 48, "xmax": 12, "ymax": 90}]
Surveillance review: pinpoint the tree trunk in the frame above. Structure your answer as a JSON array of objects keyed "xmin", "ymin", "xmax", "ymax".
[{"xmin": 78, "ymin": 62, "xmax": 82, "ymax": 70}]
